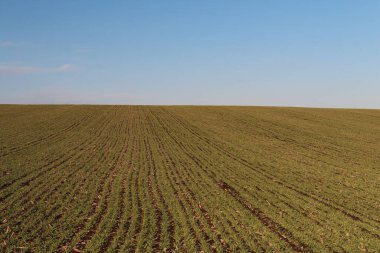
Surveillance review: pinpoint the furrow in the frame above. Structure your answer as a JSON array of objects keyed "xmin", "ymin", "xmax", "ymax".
[{"xmin": 219, "ymin": 180, "xmax": 312, "ymax": 253}]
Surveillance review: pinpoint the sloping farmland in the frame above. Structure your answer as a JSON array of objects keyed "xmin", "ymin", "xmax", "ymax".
[{"xmin": 1, "ymin": 105, "xmax": 380, "ymax": 252}]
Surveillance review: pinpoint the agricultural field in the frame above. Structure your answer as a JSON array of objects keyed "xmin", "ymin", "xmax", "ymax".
[{"xmin": 0, "ymin": 105, "xmax": 380, "ymax": 252}]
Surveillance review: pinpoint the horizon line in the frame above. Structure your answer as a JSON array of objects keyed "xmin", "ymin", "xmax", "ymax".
[{"xmin": 0, "ymin": 103, "xmax": 379, "ymax": 110}]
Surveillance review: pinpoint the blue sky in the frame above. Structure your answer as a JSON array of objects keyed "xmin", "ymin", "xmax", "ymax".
[{"xmin": 1, "ymin": 1, "xmax": 379, "ymax": 107}]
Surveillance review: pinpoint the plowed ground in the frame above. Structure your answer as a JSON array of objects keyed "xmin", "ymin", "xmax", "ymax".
[{"xmin": 1, "ymin": 105, "xmax": 379, "ymax": 252}]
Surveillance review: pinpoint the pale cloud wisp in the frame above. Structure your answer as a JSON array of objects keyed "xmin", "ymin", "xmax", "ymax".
[
  {"xmin": 0, "ymin": 64, "xmax": 78, "ymax": 75},
  {"xmin": 0, "ymin": 40, "xmax": 19, "ymax": 47}
]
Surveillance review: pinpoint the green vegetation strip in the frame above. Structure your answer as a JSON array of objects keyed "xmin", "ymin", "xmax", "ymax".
[{"xmin": 0, "ymin": 105, "xmax": 379, "ymax": 252}]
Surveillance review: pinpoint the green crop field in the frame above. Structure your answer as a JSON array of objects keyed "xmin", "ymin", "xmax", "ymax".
[{"xmin": 0, "ymin": 105, "xmax": 379, "ymax": 252}]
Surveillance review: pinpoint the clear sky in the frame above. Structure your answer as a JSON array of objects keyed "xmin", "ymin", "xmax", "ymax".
[{"xmin": 1, "ymin": 1, "xmax": 379, "ymax": 107}]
